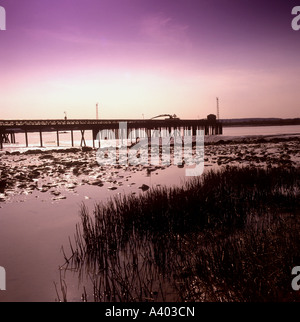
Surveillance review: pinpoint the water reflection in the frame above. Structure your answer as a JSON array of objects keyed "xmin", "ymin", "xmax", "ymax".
[{"xmin": 57, "ymin": 204, "xmax": 196, "ymax": 302}]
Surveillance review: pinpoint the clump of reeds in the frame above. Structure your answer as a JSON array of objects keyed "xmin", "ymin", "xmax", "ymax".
[
  {"xmin": 57, "ymin": 166, "xmax": 300, "ymax": 302},
  {"xmin": 181, "ymin": 211, "xmax": 300, "ymax": 302}
]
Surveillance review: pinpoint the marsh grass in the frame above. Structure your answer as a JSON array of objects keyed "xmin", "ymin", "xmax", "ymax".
[{"xmin": 58, "ymin": 166, "xmax": 300, "ymax": 302}]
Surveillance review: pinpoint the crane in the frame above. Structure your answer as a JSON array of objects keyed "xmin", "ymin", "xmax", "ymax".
[{"xmin": 150, "ymin": 114, "xmax": 180, "ymax": 120}]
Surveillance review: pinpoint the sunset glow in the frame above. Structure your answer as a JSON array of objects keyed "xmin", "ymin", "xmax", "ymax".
[{"xmin": 0, "ymin": 0, "xmax": 299, "ymax": 120}]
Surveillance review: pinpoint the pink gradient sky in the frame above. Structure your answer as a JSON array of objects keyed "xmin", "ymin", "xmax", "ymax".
[{"xmin": 0, "ymin": 0, "xmax": 299, "ymax": 120}]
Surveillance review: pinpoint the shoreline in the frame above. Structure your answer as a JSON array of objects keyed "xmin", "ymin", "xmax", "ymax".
[{"xmin": 1, "ymin": 133, "xmax": 300, "ymax": 204}]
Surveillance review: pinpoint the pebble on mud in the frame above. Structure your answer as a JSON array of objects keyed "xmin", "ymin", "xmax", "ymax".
[{"xmin": 139, "ymin": 184, "xmax": 150, "ymax": 191}]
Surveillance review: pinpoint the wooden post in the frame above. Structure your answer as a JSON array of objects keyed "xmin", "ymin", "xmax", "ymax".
[
  {"xmin": 25, "ymin": 130, "xmax": 28, "ymax": 147},
  {"xmin": 71, "ymin": 130, "xmax": 74, "ymax": 147},
  {"xmin": 10, "ymin": 133, "xmax": 16, "ymax": 144},
  {"xmin": 39, "ymin": 130, "xmax": 43, "ymax": 147},
  {"xmin": 205, "ymin": 126, "xmax": 209, "ymax": 135},
  {"xmin": 135, "ymin": 128, "xmax": 139, "ymax": 141},
  {"xmin": 56, "ymin": 130, "xmax": 60, "ymax": 147},
  {"xmin": 114, "ymin": 128, "xmax": 119, "ymax": 140},
  {"xmin": 147, "ymin": 128, "xmax": 151, "ymax": 164},
  {"xmin": 80, "ymin": 130, "xmax": 86, "ymax": 147},
  {"xmin": 2, "ymin": 133, "xmax": 9, "ymax": 143}
]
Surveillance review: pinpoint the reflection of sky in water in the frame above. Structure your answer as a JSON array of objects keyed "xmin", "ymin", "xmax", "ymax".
[
  {"xmin": 0, "ymin": 163, "xmax": 188, "ymax": 301},
  {"xmin": 223, "ymin": 125, "xmax": 300, "ymax": 137}
]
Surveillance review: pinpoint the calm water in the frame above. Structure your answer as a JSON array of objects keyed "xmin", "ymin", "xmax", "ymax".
[
  {"xmin": 0, "ymin": 124, "xmax": 299, "ymax": 302},
  {"xmin": 223, "ymin": 125, "xmax": 300, "ymax": 136}
]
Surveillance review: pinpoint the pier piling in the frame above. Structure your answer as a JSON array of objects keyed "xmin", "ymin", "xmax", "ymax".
[{"xmin": 0, "ymin": 115, "xmax": 222, "ymax": 149}]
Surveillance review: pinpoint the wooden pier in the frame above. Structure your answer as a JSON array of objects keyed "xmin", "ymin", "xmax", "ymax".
[{"xmin": 0, "ymin": 115, "xmax": 222, "ymax": 149}]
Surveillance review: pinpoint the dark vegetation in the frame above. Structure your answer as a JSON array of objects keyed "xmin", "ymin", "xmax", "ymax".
[
  {"xmin": 221, "ymin": 117, "xmax": 300, "ymax": 127},
  {"xmin": 57, "ymin": 166, "xmax": 300, "ymax": 302}
]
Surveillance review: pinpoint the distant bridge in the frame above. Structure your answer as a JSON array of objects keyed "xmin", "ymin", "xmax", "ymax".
[{"xmin": 0, "ymin": 116, "xmax": 222, "ymax": 149}]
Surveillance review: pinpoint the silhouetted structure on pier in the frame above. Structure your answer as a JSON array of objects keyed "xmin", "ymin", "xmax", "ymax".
[{"xmin": 0, "ymin": 115, "xmax": 222, "ymax": 149}]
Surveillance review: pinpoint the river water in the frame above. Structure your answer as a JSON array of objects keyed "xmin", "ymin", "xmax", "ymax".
[
  {"xmin": 223, "ymin": 125, "xmax": 300, "ymax": 136},
  {"xmin": 0, "ymin": 124, "xmax": 299, "ymax": 302}
]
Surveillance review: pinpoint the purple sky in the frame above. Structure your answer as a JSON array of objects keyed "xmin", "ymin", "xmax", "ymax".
[{"xmin": 0, "ymin": 0, "xmax": 299, "ymax": 119}]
